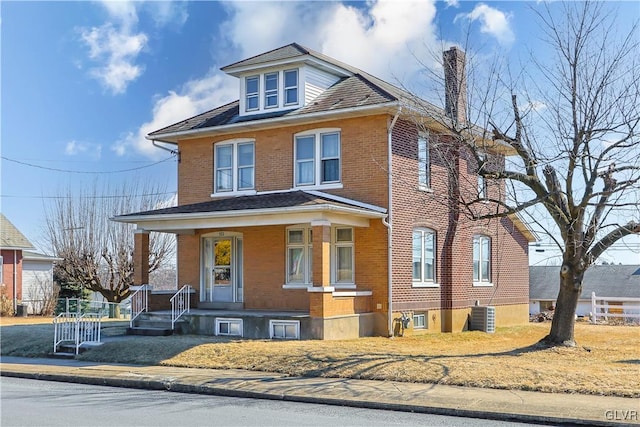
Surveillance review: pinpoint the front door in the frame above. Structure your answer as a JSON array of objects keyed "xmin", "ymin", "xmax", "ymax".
[{"xmin": 202, "ymin": 234, "xmax": 243, "ymax": 303}]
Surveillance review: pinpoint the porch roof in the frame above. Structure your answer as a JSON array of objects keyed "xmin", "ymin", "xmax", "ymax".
[{"xmin": 112, "ymin": 190, "xmax": 387, "ymax": 233}]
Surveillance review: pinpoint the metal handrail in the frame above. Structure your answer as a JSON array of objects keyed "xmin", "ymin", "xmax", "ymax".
[
  {"xmin": 53, "ymin": 311, "xmax": 102, "ymax": 354},
  {"xmin": 130, "ymin": 285, "xmax": 149, "ymax": 328},
  {"xmin": 170, "ymin": 284, "xmax": 191, "ymax": 330}
]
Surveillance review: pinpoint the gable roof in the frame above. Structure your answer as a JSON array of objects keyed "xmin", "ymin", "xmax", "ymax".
[
  {"xmin": 149, "ymin": 43, "xmax": 442, "ymax": 142},
  {"xmin": 530, "ymin": 265, "xmax": 640, "ymax": 300},
  {"xmin": 0, "ymin": 214, "xmax": 35, "ymax": 250}
]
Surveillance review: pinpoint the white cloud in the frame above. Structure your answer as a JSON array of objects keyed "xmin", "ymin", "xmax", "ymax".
[
  {"xmin": 458, "ymin": 3, "xmax": 514, "ymax": 46},
  {"xmin": 113, "ymin": 72, "xmax": 237, "ymax": 158},
  {"xmin": 80, "ymin": 1, "xmax": 188, "ymax": 95},
  {"xmin": 444, "ymin": 0, "xmax": 460, "ymax": 8},
  {"xmin": 65, "ymin": 140, "xmax": 102, "ymax": 159},
  {"xmin": 123, "ymin": 0, "xmax": 443, "ymax": 158}
]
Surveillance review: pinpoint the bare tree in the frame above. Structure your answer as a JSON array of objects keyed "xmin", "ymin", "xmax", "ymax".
[
  {"xmin": 43, "ymin": 179, "xmax": 175, "ymax": 306},
  {"xmin": 411, "ymin": 1, "xmax": 639, "ymax": 346}
]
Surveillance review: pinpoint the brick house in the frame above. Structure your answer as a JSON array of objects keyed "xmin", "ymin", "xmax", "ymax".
[
  {"xmin": 115, "ymin": 43, "xmax": 534, "ymax": 339},
  {"xmin": 1, "ymin": 214, "xmax": 35, "ymax": 314}
]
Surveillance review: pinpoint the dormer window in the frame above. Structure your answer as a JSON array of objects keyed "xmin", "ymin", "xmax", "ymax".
[
  {"xmin": 264, "ymin": 72, "xmax": 278, "ymax": 108},
  {"xmin": 284, "ymin": 69, "xmax": 298, "ymax": 105},
  {"xmin": 246, "ymin": 76, "xmax": 259, "ymax": 111}
]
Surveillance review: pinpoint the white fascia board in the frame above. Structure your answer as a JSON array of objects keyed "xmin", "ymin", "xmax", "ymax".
[
  {"xmin": 113, "ymin": 204, "xmax": 385, "ymax": 232},
  {"xmin": 145, "ymin": 102, "xmax": 399, "ymax": 142},
  {"xmin": 223, "ymin": 55, "xmax": 352, "ymax": 78},
  {"xmin": 303, "ymin": 190, "xmax": 387, "ymax": 214}
]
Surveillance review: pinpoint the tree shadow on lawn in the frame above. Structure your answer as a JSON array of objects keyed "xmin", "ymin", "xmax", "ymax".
[{"xmin": 298, "ymin": 342, "xmax": 559, "ymax": 383}]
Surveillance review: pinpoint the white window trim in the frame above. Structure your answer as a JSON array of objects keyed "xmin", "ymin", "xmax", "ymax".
[
  {"xmin": 245, "ymin": 75, "xmax": 260, "ymax": 112},
  {"xmin": 264, "ymin": 72, "xmax": 279, "ymax": 109},
  {"xmin": 478, "ymin": 153, "xmax": 488, "ymax": 200},
  {"xmin": 283, "ymin": 68, "xmax": 299, "ymax": 106},
  {"xmin": 269, "ymin": 319, "xmax": 300, "ymax": 340},
  {"xmin": 212, "ymin": 139, "xmax": 256, "ymax": 196},
  {"xmin": 293, "ymin": 128, "xmax": 341, "ymax": 189},
  {"xmin": 418, "ymin": 132, "xmax": 431, "ymax": 190},
  {"xmin": 332, "ymin": 227, "xmax": 354, "ymax": 285},
  {"xmin": 215, "ymin": 318, "xmax": 243, "ymax": 337},
  {"xmin": 412, "ymin": 228, "xmax": 437, "ymax": 287},
  {"xmin": 472, "ymin": 235, "xmax": 492, "ymax": 286},
  {"xmin": 285, "ymin": 227, "xmax": 313, "ymax": 285}
]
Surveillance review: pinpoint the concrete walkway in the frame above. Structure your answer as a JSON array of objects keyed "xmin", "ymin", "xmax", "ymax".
[{"xmin": 1, "ymin": 356, "xmax": 638, "ymax": 426}]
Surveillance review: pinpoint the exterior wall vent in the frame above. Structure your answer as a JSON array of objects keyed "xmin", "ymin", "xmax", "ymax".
[{"xmin": 470, "ymin": 306, "xmax": 495, "ymax": 333}]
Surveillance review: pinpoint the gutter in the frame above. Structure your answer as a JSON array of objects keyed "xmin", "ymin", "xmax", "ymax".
[
  {"xmin": 382, "ymin": 107, "xmax": 402, "ymax": 337},
  {"xmin": 146, "ymin": 102, "xmax": 401, "ymax": 143}
]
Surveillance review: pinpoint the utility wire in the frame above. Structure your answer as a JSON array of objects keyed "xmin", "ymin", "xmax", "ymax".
[
  {"xmin": 1, "ymin": 155, "xmax": 176, "ymax": 174},
  {"xmin": 1, "ymin": 191, "xmax": 177, "ymax": 200}
]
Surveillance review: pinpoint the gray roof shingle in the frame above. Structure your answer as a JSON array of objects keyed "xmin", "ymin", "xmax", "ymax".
[
  {"xmin": 0, "ymin": 214, "xmax": 35, "ymax": 250},
  {"xmin": 117, "ymin": 190, "xmax": 383, "ymax": 218},
  {"xmin": 149, "ymin": 43, "xmax": 441, "ymax": 139},
  {"xmin": 530, "ymin": 265, "xmax": 640, "ymax": 300}
]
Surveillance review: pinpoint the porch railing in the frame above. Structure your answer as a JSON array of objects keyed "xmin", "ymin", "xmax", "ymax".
[
  {"xmin": 130, "ymin": 285, "xmax": 149, "ymax": 328},
  {"xmin": 170, "ymin": 284, "xmax": 191, "ymax": 330}
]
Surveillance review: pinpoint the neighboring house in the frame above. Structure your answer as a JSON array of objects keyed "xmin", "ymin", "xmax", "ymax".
[
  {"xmin": 22, "ymin": 251, "xmax": 61, "ymax": 314},
  {"xmin": 530, "ymin": 265, "xmax": 640, "ymax": 317},
  {"xmin": 115, "ymin": 43, "xmax": 535, "ymax": 339},
  {"xmin": 1, "ymin": 214, "xmax": 35, "ymax": 314}
]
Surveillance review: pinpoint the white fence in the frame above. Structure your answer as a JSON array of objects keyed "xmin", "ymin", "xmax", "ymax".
[{"xmin": 591, "ymin": 292, "xmax": 640, "ymax": 324}]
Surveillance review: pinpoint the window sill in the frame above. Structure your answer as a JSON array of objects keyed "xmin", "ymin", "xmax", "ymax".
[
  {"xmin": 211, "ymin": 190, "xmax": 257, "ymax": 198},
  {"xmin": 473, "ymin": 281, "xmax": 494, "ymax": 287},
  {"xmin": 282, "ymin": 284, "xmax": 312, "ymax": 290},
  {"xmin": 418, "ymin": 185, "xmax": 433, "ymax": 193},
  {"xmin": 412, "ymin": 282, "xmax": 440, "ymax": 288},
  {"xmin": 293, "ymin": 183, "xmax": 343, "ymax": 191}
]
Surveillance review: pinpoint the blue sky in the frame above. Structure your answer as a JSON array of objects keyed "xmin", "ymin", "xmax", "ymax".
[{"xmin": 1, "ymin": 0, "xmax": 639, "ymax": 265}]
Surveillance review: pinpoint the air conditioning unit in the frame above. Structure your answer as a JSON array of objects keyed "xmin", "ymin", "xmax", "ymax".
[{"xmin": 471, "ymin": 306, "xmax": 495, "ymax": 333}]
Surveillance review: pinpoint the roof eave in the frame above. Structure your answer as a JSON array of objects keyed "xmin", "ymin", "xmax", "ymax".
[{"xmin": 146, "ymin": 102, "xmax": 400, "ymax": 143}]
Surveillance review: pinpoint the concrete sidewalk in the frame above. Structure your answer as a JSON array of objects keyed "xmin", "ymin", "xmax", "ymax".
[{"xmin": 1, "ymin": 356, "xmax": 638, "ymax": 426}]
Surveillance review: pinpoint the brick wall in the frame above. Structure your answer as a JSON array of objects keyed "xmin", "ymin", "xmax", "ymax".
[
  {"xmin": 389, "ymin": 119, "xmax": 529, "ymax": 318},
  {"xmin": 0, "ymin": 249, "xmax": 23, "ymax": 303}
]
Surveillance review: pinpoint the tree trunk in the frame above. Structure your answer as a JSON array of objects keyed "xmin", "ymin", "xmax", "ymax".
[
  {"xmin": 109, "ymin": 304, "xmax": 121, "ymax": 319},
  {"xmin": 541, "ymin": 269, "xmax": 582, "ymax": 347}
]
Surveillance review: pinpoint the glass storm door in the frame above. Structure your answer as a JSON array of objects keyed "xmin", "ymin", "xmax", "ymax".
[{"xmin": 202, "ymin": 236, "xmax": 243, "ymax": 303}]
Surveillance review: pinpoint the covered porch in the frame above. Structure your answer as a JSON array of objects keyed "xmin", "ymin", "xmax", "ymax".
[{"xmin": 114, "ymin": 190, "xmax": 389, "ymax": 339}]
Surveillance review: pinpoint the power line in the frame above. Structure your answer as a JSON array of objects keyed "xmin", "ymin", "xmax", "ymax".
[
  {"xmin": 1, "ymin": 155, "xmax": 176, "ymax": 174},
  {"xmin": 1, "ymin": 191, "xmax": 177, "ymax": 200}
]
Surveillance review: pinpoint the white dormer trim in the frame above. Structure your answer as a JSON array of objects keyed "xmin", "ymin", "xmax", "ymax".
[
  {"xmin": 223, "ymin": 54, "xmax": 352, "ymax": 79},
  {"xmin": 239, "ymin": 66, "xmax": 304, "ymax": 116}
]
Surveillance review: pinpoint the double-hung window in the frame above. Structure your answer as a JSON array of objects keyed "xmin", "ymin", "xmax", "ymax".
[
  {"xmin": 284, "ymin": 69, "xmax": 298, "ymax": 105},
  {"xmin": 294, "ymin": 130, "xmax": 341, "ymax": 188},
  {"xmin": 245, "ymin": 76, "xmax": 259, "ymax": 111},
  {"xmin": 264, "ymin": 72, "xmax": 278, "ymax": 108},
  {"xmin": 473, "ymin": 235, "xmax": 491, "ymax": 284},
  {"xmin": 286, "ymin": 228, "xmax": 313, "ymax": 285},
  {"xmin": 334, "ymin": 227, "xmax": 354, "ymax": 284},
  {"xmin": 418, "ymin": 133, "xmax": 430, "ymax": 189},
  {"xmin": 214, "ymin": 140, "xmax": 255, "ymax": 194},
  {"xmin": 413, "ymin": 228, "xmax": 436, "ymax": 285}
]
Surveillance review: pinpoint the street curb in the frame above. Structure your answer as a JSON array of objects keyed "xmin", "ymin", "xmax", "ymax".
[{"xmin": 1, "ymin": 369, "xmax": 618, "ymax": 427}]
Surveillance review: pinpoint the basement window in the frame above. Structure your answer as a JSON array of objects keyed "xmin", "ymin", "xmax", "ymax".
[
  {"xmin": 413, "ymin": 313, "xmax": 426, "ymax": 329},
  {"xmin": 215, "ymin": 318, "xmax": 243, "ymax": 337},
  {"xmin": 269, "ymin": 320, "xmax": 300, "ymax": 339}
]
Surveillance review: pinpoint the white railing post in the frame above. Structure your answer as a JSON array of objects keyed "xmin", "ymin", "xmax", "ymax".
[
  {"xmin": 130, "ymin": 285, "xmax": 149, "ymax": 328},
  {"xmin": 170, "ymin": 284, "xmax": 191, "ymax": 330},
  {"xmin": 591, "ymin": 292, "xmax": 596, "ymax": 324}
]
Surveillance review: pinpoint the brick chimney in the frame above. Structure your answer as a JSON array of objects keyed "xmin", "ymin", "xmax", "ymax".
[{"xmin": 443, "ymin": 46, "xmax": 467, "ymax": 125}]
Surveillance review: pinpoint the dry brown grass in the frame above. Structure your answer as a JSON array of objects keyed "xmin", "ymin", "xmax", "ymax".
[{"xmin": 2, "ymin": 317, "xmax": 638, "ymax": 397}]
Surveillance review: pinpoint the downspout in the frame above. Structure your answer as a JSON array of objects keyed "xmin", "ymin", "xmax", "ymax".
[
  {"xmin": 13, "ymin": 250, "xmax": 17, "ymax": 313},
  {"xmin": 152, "ymin": 139, "xmax": 180, "ymax": 162},
  {"xmin": 382, "ymin": 107, "xmax": 401, "ymax": 337}
]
